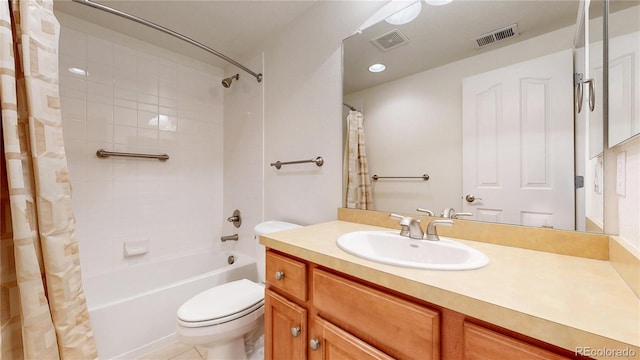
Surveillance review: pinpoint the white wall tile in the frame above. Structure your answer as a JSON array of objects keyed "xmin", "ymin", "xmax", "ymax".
[
  {"xmin": 59, "ymin": 27, "xmax": 86, "ymax": 60},
  {"xmin": 87, "ymin": 35, "xmax": 113, "ymax": 65},
  {"xmin": 60, "ymin": 23, "xmax": 224, "ymax": 278},
  {"xmin": 86, "ymin": 61, "xmax": 114, "ymax": 85},
  {"xmin": 87, "ymin": 82, "xmax": 114, "ymax": 105}
]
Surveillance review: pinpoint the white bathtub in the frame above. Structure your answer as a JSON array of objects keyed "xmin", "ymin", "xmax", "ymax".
[{"xmin": 82, "ymin": 250, "xmax": 259, "ymax": 359}]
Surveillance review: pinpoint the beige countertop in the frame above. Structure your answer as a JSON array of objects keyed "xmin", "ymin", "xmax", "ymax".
[{"xmin": 260, "ymin": 220, "xmax": 640, "ymax": 359}]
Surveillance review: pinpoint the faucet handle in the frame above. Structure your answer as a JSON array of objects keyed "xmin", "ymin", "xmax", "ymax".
[
  {"xmin": 425, "ymin": 219, "xmax": 453, "ymax": 241},
  {"xmin": 452, "ymin": 212, "xmax": 473, "ymax": 219},
  {"xmin": 416, "ymin": 208, "xmax": 435, "ymax": 216}
]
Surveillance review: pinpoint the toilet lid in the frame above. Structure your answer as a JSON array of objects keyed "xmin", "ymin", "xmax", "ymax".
[{"xmin": 177, "ymin": 279, "xmax": 264, "ymax": 326}]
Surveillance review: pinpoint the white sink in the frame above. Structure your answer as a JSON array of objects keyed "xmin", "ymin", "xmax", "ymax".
[{"xmin": 336, "ymin": 231, "xmax": 489, "ymax": 270}]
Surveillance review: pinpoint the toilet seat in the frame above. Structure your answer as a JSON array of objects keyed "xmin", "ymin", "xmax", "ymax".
[{"xmin": 177, "ymin": 279, "xmax": 264, "ymax": 328}]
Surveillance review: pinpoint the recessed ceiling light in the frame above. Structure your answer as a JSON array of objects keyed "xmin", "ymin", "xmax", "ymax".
[
  {"xmin": 425, "ymin": 0, "xmax": 453, "ymax": 6},
  {"xmin": 368, "ymin": 63, "xmax": 386, "ymax": 73},
  {"xmin": 385, "ymin": 0, "xmax": 422, "ymax": 26}
]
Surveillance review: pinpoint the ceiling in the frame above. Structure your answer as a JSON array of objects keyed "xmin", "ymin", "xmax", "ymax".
[
  {"xmin": 343, "ymin": 0, "xmax": 584, "ymax": 94},
  {"xmin": 53, "ymin": 0, "xmax": 318, "ymax": 70}
]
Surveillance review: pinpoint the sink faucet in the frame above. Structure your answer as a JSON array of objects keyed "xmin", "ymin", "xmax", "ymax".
[
  {"xmin": 440, "ymin": 208, "xmax": 473, "ymax": 219},
  {"xmin": 390, "ymin": 214, "xmax": 424, "ymax": 239},
  {"xmin": 425, "ymin": 219, "xmax": 453, "ymax": 241},
  {"xmin": 440, "ymin": 208, "xmax": 456, "ymax": 218}
]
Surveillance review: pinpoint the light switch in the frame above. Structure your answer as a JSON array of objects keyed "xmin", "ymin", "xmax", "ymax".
[{"xmin": 616, "ymin": 151, "xmax": 626, "ymax": 196}]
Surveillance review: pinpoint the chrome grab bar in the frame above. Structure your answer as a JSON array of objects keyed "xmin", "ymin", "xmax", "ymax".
[
  {"xmin": 372, "ymin": 174, "xmax": 429, "ymax": 181},
  {"xmin": 270, "ymin": 156, "xmax": 324, "ymax": 169},
  {"xmin": 96, "ymin": 149, "xmax": 169, "ymax": 162}
]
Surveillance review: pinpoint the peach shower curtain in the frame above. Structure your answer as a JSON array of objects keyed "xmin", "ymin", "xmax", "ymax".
[
  {"xmin": 345, "ymin": 110, "xmax": 373, "ymax": 209},
  {"xmin": 0, "ymin": 0, "xmax": 97, "ymax": 359}
]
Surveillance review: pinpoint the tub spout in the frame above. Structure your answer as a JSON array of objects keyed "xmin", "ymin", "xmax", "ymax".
[{"xmin": 221, "ymin": 234, "xmax": 239, "ymax": 242}]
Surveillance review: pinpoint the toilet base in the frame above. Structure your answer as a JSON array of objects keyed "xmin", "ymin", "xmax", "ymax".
[{"xmin": 205, "ymin": 337, "xmax": 247, "ymax": 360}]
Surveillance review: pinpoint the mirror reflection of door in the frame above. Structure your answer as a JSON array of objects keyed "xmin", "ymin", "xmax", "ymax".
[{"xmin": 462, "ymin": 49, "xmax": 574, "ymax": 230}]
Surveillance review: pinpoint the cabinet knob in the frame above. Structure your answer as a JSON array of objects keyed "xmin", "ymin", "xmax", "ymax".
[
  {"xmin": 309, "ymin": 338, "xmax": 320, "ymax": 351},
  {"xmin": 291, "ymin": 326, "xmax": 301, "ymax": 338},
  {"xmin": 275, "ymin": 271, "xmax": 285, "ymax": 280}
]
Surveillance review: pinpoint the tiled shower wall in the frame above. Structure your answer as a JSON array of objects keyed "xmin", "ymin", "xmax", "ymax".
[{"xmin": 58, "ymin": 19, "xmax": 225, "ymax": 277}]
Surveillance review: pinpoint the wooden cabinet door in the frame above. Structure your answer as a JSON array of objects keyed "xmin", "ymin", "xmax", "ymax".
[
  {"xmin": 463, "ymin": 322, "xmax": 571, "ymax": 360},
  {"xmin": 264, "ymin": 289, "xmax": 307, "ymax": 360},
  {"xmin": 308, "ymin": 317, "xmax": 394, "ymax": 360},
  {"xmin": 313, "ymin": 269, "xmax": 440, "ymax": 360}
]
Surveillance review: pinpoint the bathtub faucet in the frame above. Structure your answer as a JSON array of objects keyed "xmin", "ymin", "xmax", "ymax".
[{"xmin": 221, "ymin": 234, "xmax": 239, "ymax": 242}]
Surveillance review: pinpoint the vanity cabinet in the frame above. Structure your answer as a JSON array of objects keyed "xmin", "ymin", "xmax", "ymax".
[
  {"xmin": 313, "ymin": 268, "xmax": 440, "ymax": 359},
  {"xmin": 462, "ymin": 322, "xmax": 571, "ymax": 360},
  {"xmin": 264, "ymin": 249, "xmax": 578, "ymax": 360},
  {"xmin": 309, "ymin": 317, "xmax": 393, "ymax": 360},
  {"xmin": 264, "ymin": 250, "xmax": 440, "ymax": 359},
  {"xmin": 264, "ymin": 289, "xmax": 307, "ymax": 359}
]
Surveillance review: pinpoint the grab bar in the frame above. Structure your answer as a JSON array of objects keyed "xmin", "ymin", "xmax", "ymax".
[
  {"xmin": 96, "ymin": 149, "xmax": 169, "ymax": 162},
  {"xmin": 270, "ymin": 156, "xmax": 324, "ymax": 169},
  {"xmin": 372, "ymin": 174, "xmax": 429, "ymax": 181}
]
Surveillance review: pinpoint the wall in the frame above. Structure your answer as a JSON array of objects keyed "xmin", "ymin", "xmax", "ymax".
[
  {"xmin": 57, "ymin": 13, "xmax": 225, "ymax": 277},
  {"xmin": 612, "ymin": 136, "xmax": 640, "ymax": 251},
  {"xmin": 256, "ymin": 1, "xmax": 640, "ymax": 252},
  {"xmin": 344, "ymin": 25, "xmax": 576, "ymax": 215},
  {"xmin": 259, "ymin": 1, "xmax": 385, "ymax": 225},
  {"xmin": 221, "ymin": 53, "xmax": 265, "ymax": 278}
]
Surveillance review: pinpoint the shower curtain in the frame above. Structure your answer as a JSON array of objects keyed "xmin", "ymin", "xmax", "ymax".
[
  {"xmin": 0, "ymin": 1, "xmax": 97, "ymax": 359},
  {"xmin": 345, "ymin": 110, "xmax": 373, "ymax": 209}
]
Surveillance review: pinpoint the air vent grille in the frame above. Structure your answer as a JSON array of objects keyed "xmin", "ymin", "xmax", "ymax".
[
  {"xmin": 473, "ymin": 24, "xmax": 520, "ymax": 48},
  {"xmin": 371, "ymin": 29, "xmax": 410, "ymax": 52}
]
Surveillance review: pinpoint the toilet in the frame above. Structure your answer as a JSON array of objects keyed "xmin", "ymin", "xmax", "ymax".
[{"xmin": 176, "ymin": 221, "xmax": 301, "ymax": 360}]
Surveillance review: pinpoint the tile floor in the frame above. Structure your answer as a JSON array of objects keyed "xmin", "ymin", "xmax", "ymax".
[
  {"xmin": 135, "ymin": 339, "xmax": 264, "ymax": 360},
  {"xmin": 136, "ymin": 341, "xmax": 207, "ymax": 360}
]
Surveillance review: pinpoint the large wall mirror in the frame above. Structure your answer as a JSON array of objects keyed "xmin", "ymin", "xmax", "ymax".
[{"xmin": 342, "ymin": 0, "xmax": 637, "ymax": 233}]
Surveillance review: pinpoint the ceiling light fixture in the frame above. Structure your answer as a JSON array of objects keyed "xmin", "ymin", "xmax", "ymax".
[
  {"xmin": 368, "ymin": 63, "xmax": 386, "ymax": 73},
  {"xmin": 424, "ymin": 0, "xmax": 453, "ymax": 6},
  {"xmin": 385, "ymin": 0, "xmax": 422, "ymax": 26}
]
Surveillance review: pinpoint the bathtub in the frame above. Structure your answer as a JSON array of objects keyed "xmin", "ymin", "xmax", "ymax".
[{"xmin": 82, "ymin": 250, "xmax": 259, "ymax": 359}]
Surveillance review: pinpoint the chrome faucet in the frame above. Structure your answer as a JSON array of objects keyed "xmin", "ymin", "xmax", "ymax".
[
  {"xmin": 390, "ymin": 214, "xmax": 424, "ymax": 239},
  {"xmin": 440, "ymin": 208, "xmax": 456, "ymax": 218},
  {"xmin": 425, "ymin": 219, "xmax": 453, "ymax": 241},
  {"xmin": 220, "ymin": 234, "xmax": 239, "ymax": 242}
]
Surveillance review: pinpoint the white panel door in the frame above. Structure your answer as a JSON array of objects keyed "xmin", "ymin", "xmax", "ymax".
[{"xmin": 462, "ymin": 49, "xmax": 574, "ymax": 230}]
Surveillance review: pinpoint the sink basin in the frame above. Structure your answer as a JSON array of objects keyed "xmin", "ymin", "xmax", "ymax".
[{"xmin": 336, "ymin": 231, "xmax": 489, "ymax": 270}]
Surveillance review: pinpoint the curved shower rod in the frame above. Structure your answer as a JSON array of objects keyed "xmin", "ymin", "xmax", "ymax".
[{"xmin": 71, "ymin": 0, "xmax": 263, "ymax": 83}]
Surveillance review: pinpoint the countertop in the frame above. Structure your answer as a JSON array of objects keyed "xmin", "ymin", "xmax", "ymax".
[{"xmin": 259, "ymin": 220, "xmax": 640, "ymax": 358}]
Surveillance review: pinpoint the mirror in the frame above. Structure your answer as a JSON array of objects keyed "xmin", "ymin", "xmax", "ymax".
[
  {"xmin": 342, "ymin": 0, "xmax": 632, "ymax": 232},
  {"xmin": 608, "ymin": 3, "xmax": 640, "ymax": 148}
]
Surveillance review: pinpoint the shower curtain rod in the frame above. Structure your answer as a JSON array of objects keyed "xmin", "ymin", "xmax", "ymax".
[
  {"xmin": 71, "ymin": 0, "xmax": 263, "ymax": 83},
  {"xmin": 343, "ymin": 103, "xmax": 360, "ymax": 112}
]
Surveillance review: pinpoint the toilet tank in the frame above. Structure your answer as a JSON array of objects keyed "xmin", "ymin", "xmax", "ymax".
[{"xmin": 254, "ymin": 221, "xmax": 302, "ymax": 283}]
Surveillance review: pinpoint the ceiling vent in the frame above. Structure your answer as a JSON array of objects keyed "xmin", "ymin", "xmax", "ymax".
[
  {"xmin": 473, "ymin": 24, "xmax": 520, "ymax": 48},
  {"xmin": 371, "ymin": 29, "xmax": 410, "ymax": 52}
]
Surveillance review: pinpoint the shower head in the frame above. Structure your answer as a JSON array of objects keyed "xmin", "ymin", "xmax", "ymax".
[{"xmin": 221, "ymin": 74, "xmax": 239, "ymax": 88}]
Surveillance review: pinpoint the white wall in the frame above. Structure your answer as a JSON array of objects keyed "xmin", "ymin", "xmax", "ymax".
[
  {"xmin": 57, "ymin": 14, "xmax": 225, "ymax": 277},
  {"xmin": 258, "ymin": 1, "xmax": 385, "ymax": 225},
  {"xmin": 613, "ymin": 136, "xmax": 640, "ymax": 251},
  {"xmin": 222, "ymin": 53, "xmax": 265, "ymax": 277},
  {"xmin": 344, "ymin": 25, "xmax": 576, "ymax": 215}
]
